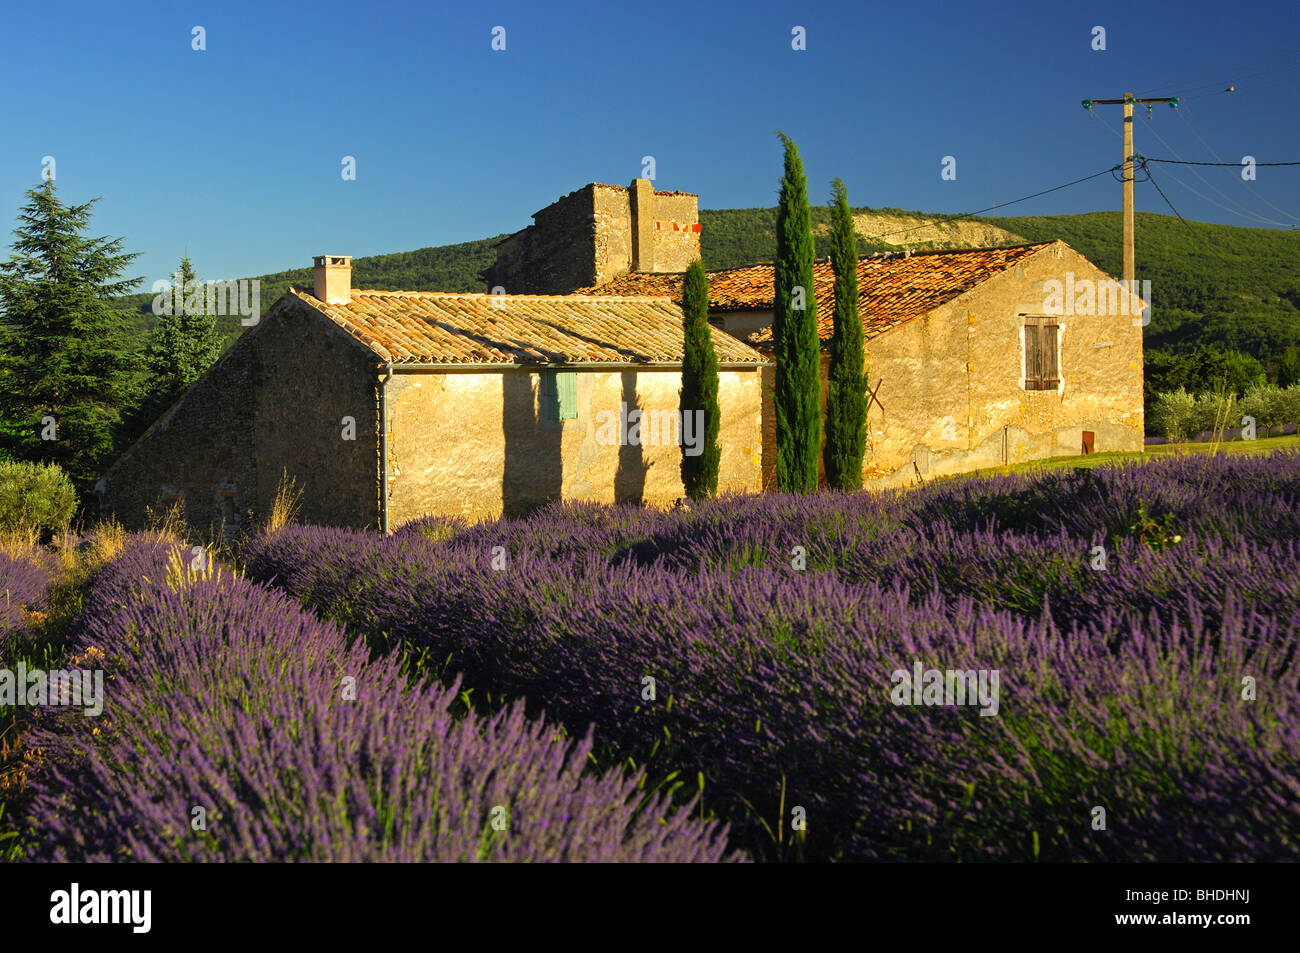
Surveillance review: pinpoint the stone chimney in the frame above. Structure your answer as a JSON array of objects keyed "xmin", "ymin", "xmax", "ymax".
[{"xmin": 313, "ymin": 255, "xmax": 352, "ymax": 304}]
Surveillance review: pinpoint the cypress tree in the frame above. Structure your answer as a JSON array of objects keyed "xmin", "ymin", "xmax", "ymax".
[
  {"xmin": 680, "ymin": 259, "xmax": 720, "ymax": 499},
  {"xmin": 773, "ymin": 132, "xmax": 820, "ymax": 492},
  {"xmin": 823, "ymin": 178, "xmax": 867, "ymax": 489},
  {"xmin": 0, "ymin": 181, "xmax": 141, "ymax": 495}
]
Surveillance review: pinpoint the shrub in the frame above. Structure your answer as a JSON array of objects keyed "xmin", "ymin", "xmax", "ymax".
[
  {"xmin": 0, "ymin": 462, "xmax": 76, "ymax": 535},
  {"xmin": 1157, "ymin": 382, "xmax": 1300, "ymax": 441},
  {"xmin": 1276, "ymin": 385, "xmax": 1300, "ymax": 432},
  {"xmin": 1150, "ymin": 387, "xmax": 1197, "ymax": 442}
]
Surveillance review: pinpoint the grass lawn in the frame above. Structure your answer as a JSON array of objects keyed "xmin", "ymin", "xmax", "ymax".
[{"xmin": 967, "ymin": 433, "xmax": 1300, "ymax": 478}]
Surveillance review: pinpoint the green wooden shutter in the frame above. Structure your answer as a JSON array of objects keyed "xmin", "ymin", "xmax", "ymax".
[
  {"xmin": 538, "ymin": 372, "xmax": 557, "ymax": 419},
  {"xmin": 556, "ymin": 370, "xmax": 577, "ymax": 419}
]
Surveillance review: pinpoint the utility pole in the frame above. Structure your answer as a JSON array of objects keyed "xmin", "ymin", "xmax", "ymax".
[{"xmin": 1082, "ymin": 93, "xmax": 1179, "ymax": 285}]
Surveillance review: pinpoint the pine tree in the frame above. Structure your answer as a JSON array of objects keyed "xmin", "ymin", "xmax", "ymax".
[
  {"xmin": 679, "ymin": 259, "xmax": 720, "ymax": 499},
  {"xmin": 823, "ymin": 179, "xmax": 867, "ymax": 489},
  {"xmin": 148, "ymin": 255, "xmax": 225, "ymax": 401},
  {"xmin": 773, "ymin": 132, "xmax": 821, "ymax": 492},
  {"xmin": 0, "ymin": 181, "xmax": 141, "ymax": 494}
]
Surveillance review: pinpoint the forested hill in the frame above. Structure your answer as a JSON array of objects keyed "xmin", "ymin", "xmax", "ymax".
[{"xmin": 115, "ymin": 207, "xmax": 1300, "ymax": 376}]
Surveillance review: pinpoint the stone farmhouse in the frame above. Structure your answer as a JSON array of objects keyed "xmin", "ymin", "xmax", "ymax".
[
  {"xmin": 99, "ymin": 250, "xmax": 765, "ymax": 531},
  {"xmin": 588, "ymin": 241, "xmax": 1146, "ymax": 488},
  {"xmin": 99, "ymin": 177, "xmax": 1143, "ymax": 530}
]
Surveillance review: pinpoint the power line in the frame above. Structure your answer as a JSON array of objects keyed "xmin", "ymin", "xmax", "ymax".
[
  {"xmin": 1139, "ymin": 47, "xmax": 1300, "ymax": 95},
  {"xmin": 1181, "ymin": 67, "xmax": 1300, "ymax": 101},
  {"xmin": 1091, "ymin": 108, "xmax": 1124, "ymax": 141},
  {"xmin": 1140, "ymin": 162, "xmax": 1196, "ymax": 233},
  {"xmin": 1138, "ymin": 159, "xmax": 1244, "ymax": 276},
  {"xmin": 1141, "ymin": 158, "xmax": 1300, "ymax": 167},
  {"xmin": 1138, "ymin": 116, "xmax": 1295, "ymax": 227},
  {"xmin": 1178, "ymin": 108, "xmax": 1300, "ymax": 223},
  {"xmin": 1177, "ymin": 59, "xmax": 1300, "ymax": 96},
  {"xmin": 872, "ymin": 165, "xmax": 1120, "ymax": 241},
  {"xmin": 1138, "ymin": 159, "xmax": 1300, "ymax": 230}
]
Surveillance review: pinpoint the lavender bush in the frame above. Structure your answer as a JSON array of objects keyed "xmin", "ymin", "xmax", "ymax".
[
  {"xmin": 22, "ymin": 538, "xmax": 738, "ymax": 862},
  {"xmin": 244, "ymin": 452, "xmax": 1300, "ymax": 862},
  {"xmin": 0, "ymin": 551, "xmax": 55, "ymax": 645}
]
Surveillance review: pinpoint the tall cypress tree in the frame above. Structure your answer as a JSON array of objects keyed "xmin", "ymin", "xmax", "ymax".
[
  {"xmin": 0, "ymin": 181, "xmax": 141, "ymax": 494},
  {"xmin": 773, "ymin": 132, "xmax": 821, "ymax": 492},
  {"xmin": 680, "ymin": 259, "xmax": 720, "ymax": 499},
  {"xmin": 824, "ymin": 178, "xmax": 867, "ymax": 489}
]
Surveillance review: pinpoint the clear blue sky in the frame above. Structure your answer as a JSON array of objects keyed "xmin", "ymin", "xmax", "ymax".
[{"xmin": 3, "ymin": 0, "xmax": 1298, "ymax": 290}]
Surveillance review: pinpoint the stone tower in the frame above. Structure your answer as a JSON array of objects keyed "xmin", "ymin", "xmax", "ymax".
[{"xmin": 487, "ymin": 179, "xmax": 700, "ymax": 294}]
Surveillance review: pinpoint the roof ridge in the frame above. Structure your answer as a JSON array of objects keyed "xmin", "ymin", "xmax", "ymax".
[{"xmin": 349, "ymin": 289, "xmax": 680, "ymax": 302}]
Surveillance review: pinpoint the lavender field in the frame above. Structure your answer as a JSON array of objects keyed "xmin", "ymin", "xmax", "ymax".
[
  {"xmin": 12, "ymin": 538, "xmax": 737, "ymax": 862},
  {"xmin": 4, "ymin": 452, "xmax": 1299, "ymax": 862},
  {"xmin": 242, "ymin": 452, "xmax": 1299, "ymax": 862}
]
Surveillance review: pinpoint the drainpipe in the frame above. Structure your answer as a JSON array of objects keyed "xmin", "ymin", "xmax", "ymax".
[{"xmin": 378, "ymin": 362, "xmax": 393, "ymax": 535}]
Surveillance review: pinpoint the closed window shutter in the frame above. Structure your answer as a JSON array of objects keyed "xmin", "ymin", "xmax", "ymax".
[
  {"xmin": 1025, "ymin": 322, "xmax": 1040, "ymax": 389},
  {"xmin": 556, "ymin": 370, "xmax": 577, "ymax": 419},
  {"xmin": 538, "ymin": 372, "xmax": 558, "ymax": 419},
  {"xmin": 1042, "ymin": 323, "xmax": 1059, "ymax": 386}
]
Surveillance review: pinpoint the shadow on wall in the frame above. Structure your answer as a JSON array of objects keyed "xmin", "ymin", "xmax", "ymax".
[
  {"xmin": 613, "ymin": 370, "xmax": 651, "ymax": 504},
  {"xmin": 502, "ymin": 370, "xmax": 562, "ymax": 517}
]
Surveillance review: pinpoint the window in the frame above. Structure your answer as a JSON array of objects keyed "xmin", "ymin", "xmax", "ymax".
[
  {"xmin": 539, "ymin": 369, "xmax": 578, "ymax": 420},
  {"xmin": 1023, "ymin": 318, "xmax": 1059, "ymax": 391},
  {"xmin": 218, "ymin": 485, "xmax": 238, "ymax": 528}
]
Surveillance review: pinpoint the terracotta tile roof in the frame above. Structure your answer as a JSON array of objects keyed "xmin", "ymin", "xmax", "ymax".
[
  {"xmin": 581, "ymin": 242, "xmax": 1055, "ymax": 346},
  {"xmin": 289, "ymin": 288, "xmax": 766, "ymax": 366}
]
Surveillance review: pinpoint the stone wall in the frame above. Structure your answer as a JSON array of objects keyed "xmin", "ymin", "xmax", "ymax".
[
  {"xmin": 250, "ymin": 298, "xmax": 381, "ymax": 527},
  {"xmin": 385, "ymin": 365, "xmax": 762, "ymax": 524},
  {"xmin": 861, "ymin": 242, "xmax": 1144, "ymax": 487},
  {"xmin": 98, "ymin": 296, "xmax": 381, "ymax": 532},
  {"xmin": 642, "ymin": 188, "xmax": 701, "ymax": 274},
  {"xmin": 594, "ymin": 184, "xmax": 633, "ymax": 284},
  {"xmin": 488, "ymin": 185, "xmax": 601, "ymax": 294}
]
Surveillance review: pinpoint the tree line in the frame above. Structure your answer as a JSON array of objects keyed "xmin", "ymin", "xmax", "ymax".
[{"xmin": 0, "ymin": 181, "xmax": 224, "ymax": 505}]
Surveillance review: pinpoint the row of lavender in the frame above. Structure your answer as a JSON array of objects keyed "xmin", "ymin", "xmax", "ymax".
[
  {"xmin": 0, "ymin": 551, "xmax": 55, "ymax": 643},
  {"xmin": 19, "ymin": 538, "xmax": 738, "ymax": 861},
  {"xmin": 244, "ymin": 453, "xmax": 1300, "ymax": 861}
]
